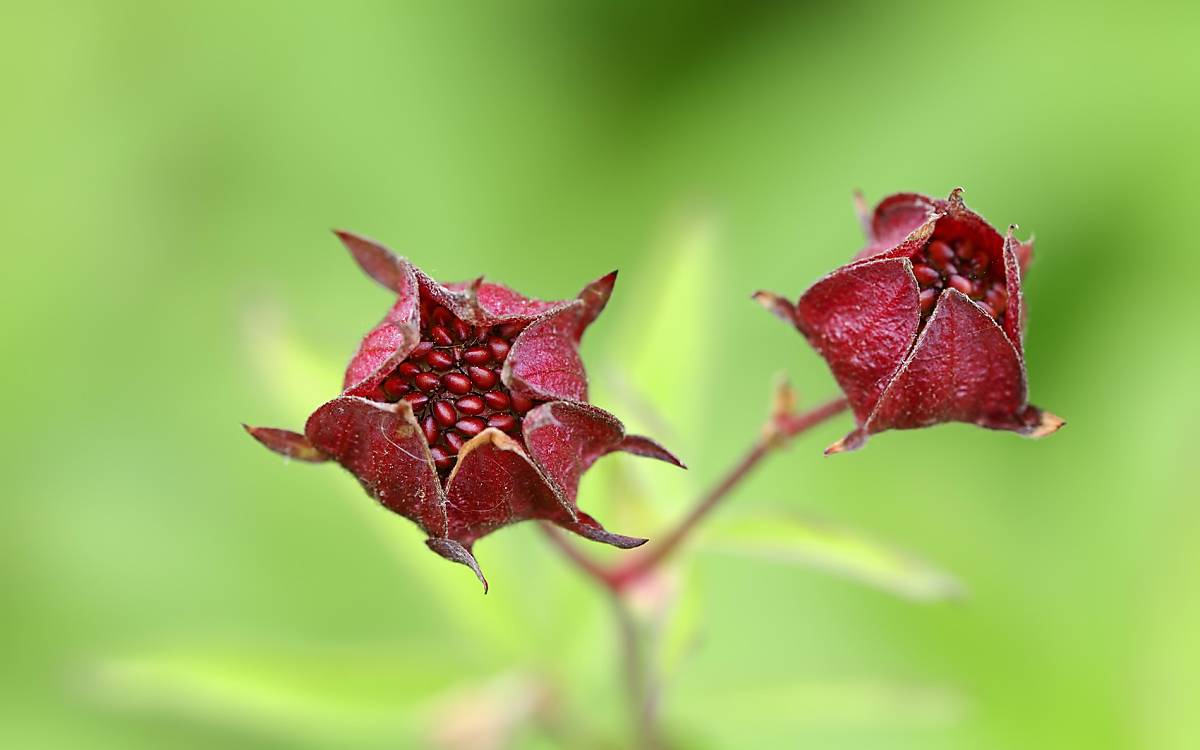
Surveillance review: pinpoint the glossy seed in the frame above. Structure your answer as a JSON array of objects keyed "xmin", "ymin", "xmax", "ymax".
[
  {"xmin": 432, "ymin": 400, "xmax": 457, "ymax": 427},
  {"xmin": 974, "ymin": 253, "xmax": 990, "ymax": 273},
  {"xmin": 912, "ymin": 263, "xmax": 941, "ymax": 287},
  {"xmin": 956, "ymin": 241, "xmax": 976, "ymax": 260},
  {"xmin": 452, "ymin": 318, "xmax": 472, "ymax": 341},
  {"xmin": 431, "ymin": 306, "xmax": 452, "ymax": 324},
  {"xmin": 919, "ymin": 288, "xmax": 938, "ymax": 316},
  {"xmin": 978, "ymin": 301, "xmax": 996, "ymax": 318},
  {"xmin": 456, "ymin": 417, "xmax": 486, "ymax": 436},
  {"xmin": 442, "ymin": 372, "xmax": 472, "ymax": 395},
  {"xmin": 947, "ymin": 274, "xmax": 974, "ymax": 295},
  {"xmin": 456, "ymin": 395, "xmax": 485, "ymax": 415},
  {"xmin": 487, "ymin": 337, "xmax": 511, "ymax": 360},
  {"xmin": 426, "ymin": 349, "xmax": 455, "ymax": 370},
  {"xmin": 402, "ymin": 392, "xmax": 429, "ymax": 410},
  {"xmin": 467, "ymin": 366, "xmax": 498, "ymax": 389},
  {"xmin": 487, "ymin": 413, "xmax": 518, "ymax": 432},
  {"xmin": 422, "ymin": 416, "xmax": 439, "ymax": 444},
  {"xmin": 928, "ymin": 240, "xmax": 955, "ymax": 267},
  {"xmin": 381, "ymin": 377, "xmax": 409, "ymax": 400},
  {"xmin": 397, "ymin": 362, "xmax": 421, "ymax": 379},
  {"xmin": 444, "ymin": 432, "xmax": 465, "ymax": 452},
  {"xmin": 414, "ymin": 372, "xmax": 441, "ymax": 392},
  {"xmin": 510, "ymin": 392, "xmax": 534, "ymax": 413},
  {"xmin": 463, "ymin": 347, "xmax": 491, "ymax": 366},
  {"xmin": 483, "ymin": 390, "xmax": 510, "ymax": 410},
  {"xmin": 410, "ymin": 341, "xmax": 434, "ymax": 359},
  {"xmin": 430, "ymin": 325, "xmax": 454, "ymax": 346},
  {"xmin": 430, "ymin": 446, "xmax": 454, "ymax": 470}
]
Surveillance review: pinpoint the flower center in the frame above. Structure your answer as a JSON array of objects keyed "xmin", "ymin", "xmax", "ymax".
[
  {"xmin": 375, "ymin": 301, "xmax": 541, "ymax": 477},
  {"xmin": 911, "ymin": 237, "xmax": 1008, "ymax": 323}
]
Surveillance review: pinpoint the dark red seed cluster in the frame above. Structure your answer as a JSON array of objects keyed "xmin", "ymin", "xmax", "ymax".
[
  {"xmin": 912, "ymin": 237, "xmax": 1008, "ymax": 323},
  {"xmin": 375, "ymin": 302, "xmax": 540, "ymax": 476}
]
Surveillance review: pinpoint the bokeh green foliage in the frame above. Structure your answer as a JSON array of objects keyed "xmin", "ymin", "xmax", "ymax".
[{"xmin": 3, "ymin": 1, "xmax": 1199, "ymax": 748}]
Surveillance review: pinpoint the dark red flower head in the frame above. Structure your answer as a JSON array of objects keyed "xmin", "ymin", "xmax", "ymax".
[
  {"xmin": 756, "ymin": 188, "xmax": 1063, "ymax": 453},
  {"xmin": 246, "ymin": 232, "xmax": 683, "ymax": 590}
]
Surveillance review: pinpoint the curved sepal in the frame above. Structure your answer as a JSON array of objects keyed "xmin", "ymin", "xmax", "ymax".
[
  {"xmin": 426, "ymin": 538, "xmax": 488, "ymax": 593},
  {"xmin": 574, "ymin": 270, "xmax": 617, "ymax": 341},
  {"xmin": 334, "ymin": 230, "xmax": 417, "ymax": 295},
  {"xmin": 559, "ymin": 511, "xmax": 647, "ymax": 549},
  {"xmin": 613, "ymin": 434, "xmax": 685, "ymax": 468}
]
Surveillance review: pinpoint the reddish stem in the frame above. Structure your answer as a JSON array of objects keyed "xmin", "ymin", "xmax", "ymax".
[
  {"xmin": 542, "ymin": 396, "xmax": 849, "ymax": 591},
  {"xmin": 609, "ymin": 395, "xmax": 848, "ymax": 588}
]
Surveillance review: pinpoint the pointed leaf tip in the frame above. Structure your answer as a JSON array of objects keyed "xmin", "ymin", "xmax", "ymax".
[
  {"xmin": 243, "ymin": 425, "xmax": 328, "ymax": 462},
  {"xmin": 426, "ymin": 538, "xmax": 489, "ymax": 593},
  {"xmin": 1026, "ymin": 410, "xmax": 1065, "ymax": 439},
  {"xmin": 824, "ymin": 429, "xmax": 866, "ymax": 456},
  {"xmin": 574, "ymin": 270, "xmax": 618, "ymax": 339},
  {"xmin": 333, "ymin": 230, "xmax": 412, "ymax": 294},
  {"xmin": 753, "ymin": 291, "xmax": 796, "ymax": 324},
  {"xmin": 616, "ymin": 434, "xmax": 686, "ymax": 469}
]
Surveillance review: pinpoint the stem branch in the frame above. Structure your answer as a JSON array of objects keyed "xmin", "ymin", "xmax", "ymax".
[{"xmin": 608, "ymin": 395, "xmax": 848, "ymax": 587}]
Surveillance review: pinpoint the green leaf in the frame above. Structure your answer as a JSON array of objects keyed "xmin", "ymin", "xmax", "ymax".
[
  {"xmin": 702, "ymin": 514, "xmax": 964, "ymax": 602},
  {"xmin": 584, "ymin": 210, "xmax": 719, "ymax": 528},
  {"xmin": 600, "ymin": 209, "xmax": 718, "ymax": 442},
  {"xmin": 680, "ymin": 677, "xmax": 968, "ymax": 729},
  {"xmin": 84, "ymin": 642, "xmax": 463, "ymax": 747}
]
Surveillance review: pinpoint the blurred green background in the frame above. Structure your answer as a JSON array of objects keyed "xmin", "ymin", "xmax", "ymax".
[{"xmin": 4, "ymin": 1, "xmax": 1199, "ymax": 748}]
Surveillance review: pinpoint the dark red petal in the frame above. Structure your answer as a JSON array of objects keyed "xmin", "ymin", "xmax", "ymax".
[
  {"xmin": 243, "ymin": 425, "xmax": 327, "ymax": 462},
  {"xmin": 442, "ymin": 429, "xmax": 573, "ymax": 548},
  {"xmin": 521, "ymin": 402, "xmax": 622, "ymax": 501},
  {"xmin": 416, "ymin": 272, "xmax": 488, "ymax": 327},
  {"xmin": 522, "ymin": 402, "xmax": 684, "ymax": 502},
  {"xmin": 334, "ymin": 230, "xmax": 417, "ymax": 295},
  {"xmin": 304, "ymin": 396, "xmax": 447, "ymax": 536},
  {"xmin": 502, "ymin": 302, "xmax": 588, "ymax": 401},
  {"xmin": 342, "ymin": 312, "xmax": 421, "ymax": 393},
  {"xmin": 865, "ymin": 193, "xmax": 938, "ymax": 250},
  {"xmin": 425, "ymin": 538, "xmax": 488, "ymax": 593},
  {"xmin": 334, "ymin": 235, "xmax": 423, "ymax": 393},
  {"xmin": 1002, "ymin": 225, "xmax": 1028, "ymax": 352},
  {"xmin": 834, "ymin": 289, "xmax": 1029, "ymax": 451},
  {"xmin": 923, "ymin": 188, "xmax": 1005, "ymax": 269},
  {"xmin": 475, "ymin": 282, "xmax": 561, "ymax": 319},
  {"xmin": 852, "ymin": 213, "xmax": 939, "ymax": 264},
  {"xmin": 790, "ymin": 258, "xmax": 921, "ymax": 421},
  {"xmin": 573, "ymin": 270, "xmax": 617, "ymax": 341}
]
